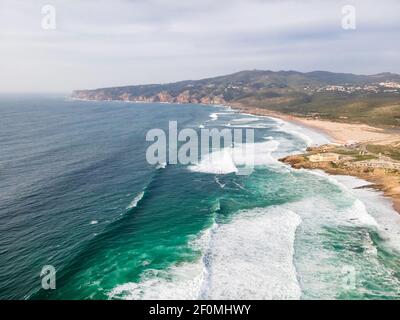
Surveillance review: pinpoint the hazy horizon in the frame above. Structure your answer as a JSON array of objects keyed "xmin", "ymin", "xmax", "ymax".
[{"xmin": 1, "ymin": 0, "xmax": 400, "ymax": 93}]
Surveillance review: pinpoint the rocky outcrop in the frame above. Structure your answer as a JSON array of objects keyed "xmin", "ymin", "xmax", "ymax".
[
  {"xmin": 72, "ymin": 89, "xmax": 227, "ymax": 106},
  {"xmin": 280, "ymin": 151, "xmax": 400, "ymax": 213},
  {"xmin": 156, "ymin": 91, "xmax": 173, "ymax": 103}
]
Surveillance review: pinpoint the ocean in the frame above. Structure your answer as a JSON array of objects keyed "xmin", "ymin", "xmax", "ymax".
[{"xmin": 0, "ymin": 95, "xmax": 399, "ymax": 300}]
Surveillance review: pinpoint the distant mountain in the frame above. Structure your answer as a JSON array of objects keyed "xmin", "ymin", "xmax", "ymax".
[{"xmin": 72, "ymin": 70, "xmax": 400, "ymax": 127}]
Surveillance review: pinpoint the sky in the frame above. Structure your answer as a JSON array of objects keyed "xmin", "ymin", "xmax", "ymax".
[{"xmin": 0, "ymin": 0, "xmax": 399, "ymax": 93}]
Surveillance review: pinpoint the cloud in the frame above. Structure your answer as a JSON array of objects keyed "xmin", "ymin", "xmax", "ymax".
[{"xmin": 0, "ymin": 0, "xmax": 399, "ymax": 92}]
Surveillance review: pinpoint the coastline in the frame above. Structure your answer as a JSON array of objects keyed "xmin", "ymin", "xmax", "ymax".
[
  {"xmin": 282, "ymin": 154, "xmax": 400, "ymax": 214},
  {"xmin": 229, "ymin": 103, "xmax": 400, "ymax": 145},
  {"xmin": 226, "ymin": 103, "xmax": 400, "ymax": 214}
]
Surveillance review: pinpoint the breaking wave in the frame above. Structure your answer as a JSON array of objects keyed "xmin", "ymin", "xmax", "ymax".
[
  {"xmin": 202, "ymin": 207, "xmax": 302, "ymax": 299},
  {"xmin": 126, "ymin": 191, "xmax": 145, "ymax": 209},
  {"xmin": 108, "ymin": 205, "xmax": 302, "ymax": 300},
  {"xmin": 188, "ymin": 140, "xmax": 280, "ymax": 175}
]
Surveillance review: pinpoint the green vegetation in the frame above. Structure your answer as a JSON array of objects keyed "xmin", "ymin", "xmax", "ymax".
[
  {"xmin": 330, "ymin": 147, "xmax": 376, "ymax": 160},
  {"xmin": 366, "ymin": 143, "xmax": 400, "ymax": 160},
  {"xmin": 306, "ymin": 143, "xmax": 400, "ymax": 163},
  {"xmin": 354, "ymin": 154, "xmax": 377, "ymax": 161}
]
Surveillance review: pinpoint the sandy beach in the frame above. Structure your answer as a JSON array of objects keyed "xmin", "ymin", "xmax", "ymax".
[
  {"xmin": 291, "ymin": 118, "xmax": 400, "ymax": 145},
  {"xmin": 231, "ymin": 104, "xmax": 400, "ymax": 146}
]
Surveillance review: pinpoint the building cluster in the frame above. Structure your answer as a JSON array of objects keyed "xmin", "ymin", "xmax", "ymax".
[
  {"xmin": 309, "ymin": 153, "xmax": 340, "ymax": 162},
  {"xmin": 346, "ymin": 159, "xmax": 400, "ymax": 171},
  {"xmin": 304, "ymin": 82, "xmax": 400, "ymax": 94},
  {"xmin": 379, "ymin": 82, "xmax": 400, "ymax": 89}
]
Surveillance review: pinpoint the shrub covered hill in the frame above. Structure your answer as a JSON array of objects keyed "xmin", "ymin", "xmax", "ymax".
[{"xmin": 73, "ymin": 70, "xmax": 400, "ymax": 127}]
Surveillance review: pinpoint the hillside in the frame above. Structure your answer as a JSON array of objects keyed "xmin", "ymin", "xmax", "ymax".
[{"xmin": 72, "ymin": 70, "xmax": 400, "ymax": 127}]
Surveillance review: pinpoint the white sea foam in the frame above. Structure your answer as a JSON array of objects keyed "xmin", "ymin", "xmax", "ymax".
[
  {"xmin": 188, "ymin": 148, "xmax": 238, "ymax": 174},
  {"xmin": 108, "ymin": 226, "xmax": 215, "ymax": 300},
  {"xmin": 304, "ymin": 171, "xmax": 378, "ymax": 228},
  {"xmin": 156, "ymin": 162, "xmax": 167, "ymax": 169},
  {"xmin": 285, "ymin": 170, "xmax": 379, "ymax": 229},
  {"xmin": 233, "ymin": 140, "xmax": 280, "ymax": 166},
  {"xmin": 281, "ymin": 197, "xmax": 355, "ymax": 299},
  {"xmin": 232, "ymin": 180, "xmax": 246, "ymax": 191},
  {"xmin": 126, "ymin": 191, "xmax": 145, "ymax": 209},
  {"xmin": 269, "ymin": 116, "xmax": 330, "ymax": 147},
  {"xmin": 90, "ymin": 220, "xmax": 98, "ymax": 225},
  {"xmin": 344, "ymin": 199, "xmax": 378, "ymax": 228},
  {"xmin": 108, "ymin": 261, "xmax": 206, "ymax": 300},
  {"xmin": 203, "ymin": 207, "xmax": 302, "ymax": 299},
  {"xmin": 109, "ymin": 207, "xmax": 302, "ymax": 300},
  {"xmin": 209, "ymin": 113, "xmax": 218, "ymax": 121},
  {"xmin": 188, "ymin": 140, "xmax": 279, "ymax": 175},
  {"xmin": 307, "ymin": 169, "xmax": 352, "ymax": 190},
  {"xmin": 232, "ymin": 117, "xmax": 260, "ymax": 123},
  {"xmin": 215, "ymin": 112, "xmax": 234, "ymax": 115},
  {"xmin": 279, "ymin": 190, "xmax": 399, "ymax": 298},
  {"xmin": 229, "ymin": 124, "xmax": 268, "ymax": 129},
  {"xmin": 309, "ymin": 173, "xmax": 400, "ymax": 250},
  {"xmin": 333, "ymin": 175, "xmax": 400, "ymax": 252},
  {"xmin": 332, "ymin": 175, "xmax": 372, "ymax": 189},
  {"xmin": 214, "ymin": 177, "xmax": 225, "ymax": 188}
]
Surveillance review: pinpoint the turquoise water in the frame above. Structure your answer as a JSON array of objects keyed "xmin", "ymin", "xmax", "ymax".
[{"xmin": 0, "ymin": 95, "xmax": 399, "ymax": 299}]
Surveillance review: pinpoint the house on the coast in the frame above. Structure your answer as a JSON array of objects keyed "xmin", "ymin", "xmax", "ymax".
[{"xmin": 309, "ymin": 153, "xmax": 340, "ymax": 162}]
